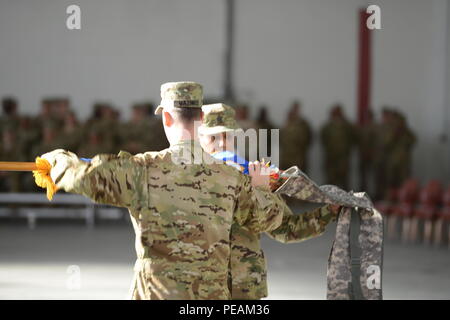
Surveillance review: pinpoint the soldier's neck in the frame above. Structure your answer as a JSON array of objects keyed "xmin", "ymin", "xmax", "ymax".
[{"xmin": 169, "ymin": 127, "xmax": 199, "ymax": 146}]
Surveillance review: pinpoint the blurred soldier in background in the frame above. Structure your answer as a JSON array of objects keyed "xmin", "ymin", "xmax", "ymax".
[
  {"xmin": 357, "ymin": 109, "xmax": 377, "ymax": 192},
  {"xmin": 235, "ymin": 104, "xmax": 257, "ymax": 131},
  {"xmin": 87, "ymin": 103, "xmax": 119, "ymax": 154},
  {"xmin": 35, "ymin": 99, "xmax": 59, "ymax": 133},
  {"xmin": 0, "ymin": 124, "xmax": 22, "ymax": 192},
  {"xmin": 53, "ymin": 97, "xmax": 70, "ymax": 129},
  {"xmin": 77, "ymin": 128, "xmax": 112, "ymax": 158},
  {"xmin": 374, "ymin": 107, "xmax": 396, "ymax": 199},
  {"xmin": 143, "ymin": 102, "xmax": 169, "ymax": 151},
  {"xmin": 255, "ymin": 105, "xmax": 275, "ymax": 132},
  {"xmin": 120, "ymin": 102, "xmax": 168, "ymax": 154},
  {"xmin": 31, "ymin": 123, "xmax": 61, "ymax": 158},
  {"xmin": 0, "ymin": 97, "xmax": 20, "ymax": 133},
  {"xmin": 57, "ymin": 111, "xmax": 83, "ymax": 152},
  {"xmin": 280, "ymin": 101, "xmax": 312, "ymax": 173},
  {"xmin": 120, "ymin": 104, "xmax": 151, "ymax": 154},
  {"xmin": 255, "ymin": 105, "xmax": 276, "ymax": 162},
  {"xmin": 18, "ymin": 116, "xmax": 41, "ymax": 191},
  {"xmin": 386, "ymin": 110, "xmax": 417, "ymax": 192},
  {"xmin": 235, "ymin": 104, "xmax": 257, "ymax": 161},
  {"xmin": 0, "ymin": 98, "xmax": 22, "ymax": 191},
  {"xmin": 320, "ymin": 104, "xmax": 356, "ymax": 189}
]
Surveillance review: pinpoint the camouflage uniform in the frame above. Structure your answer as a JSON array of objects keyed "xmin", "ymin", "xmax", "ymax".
[
  {"xmin": 255, "ymin": 106, "xmax": 276, "ymax": 162},
  {"xmin": 277, "ymin": 173, "xmax": 384, "ymax": 300},
  {"xmin": 120, "ymin": 105, "xmax": 153, "ymax": 154},
  {"xmin": 41, "ymin": 82, "xmax": 285, "ymax": 300},
  {"xmin": 320, "ymin": 107, "xmax": 356, "ymax": 189},
  {"xmin": 230, "ymin": 203, "xmax": 334, "ymax": 299},
  {"xmin": 0, "ymin": 125, "xmax": 22, "ymax": 191},
  {"xmin": 199, "ymin": 103, "xmax": 336, "ymax": 300},
  {"xmin": 373, "ymin": 109, "xmax": 396, "ymax": 199},
  {"xmin": 385, "ymin": 112, "xmax": 416, "ymax": 189},
  {"xmin": 121, "ymin": 105, "xmax": 168, "ymax": 153},
  {"xmin": 280, "ymin": 117, "xmax": 312, "ymax": 172},
  {"xmin": 357, "ymin": 120, "xmax": 377, "ymax": 191}
]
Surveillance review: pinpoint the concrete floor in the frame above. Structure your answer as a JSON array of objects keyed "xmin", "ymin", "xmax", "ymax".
[{"xmin": 0, "ymin": 219, "xmax": 449, "ymax": 300}]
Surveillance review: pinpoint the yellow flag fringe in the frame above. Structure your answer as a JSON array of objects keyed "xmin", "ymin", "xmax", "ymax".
[{"xmin": 32, "ymin": 157, "xmax": 57, "ymax": 200}]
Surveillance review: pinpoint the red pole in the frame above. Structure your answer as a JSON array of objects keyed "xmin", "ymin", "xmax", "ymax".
[{"xmin": 357, "ymin": 9, "xmax": 372, "ymax": 125}]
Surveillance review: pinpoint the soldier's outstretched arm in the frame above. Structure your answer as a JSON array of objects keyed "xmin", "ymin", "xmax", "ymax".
[
  {"xmin": 267, "ymin": 201, "xmax": 337, "ymax": 244},
  {"xmin": 41, "ymin": 149, "xmax": 145, "ymax": 208}
]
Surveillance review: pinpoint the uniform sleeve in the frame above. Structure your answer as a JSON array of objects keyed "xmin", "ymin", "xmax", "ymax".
[
  {"xmin": 266, "ymin": 202, "xmax": 336, "ymax": 244},
  {"xmin": 51, "ymin": 150, "xmax": 146, "ymax": 208},
  {"xmin": 233, "ymin": 174, "xmax": 285, "ymax": 233}
]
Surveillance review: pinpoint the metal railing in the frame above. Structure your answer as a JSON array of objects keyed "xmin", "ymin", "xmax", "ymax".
[{"xmin": 0, "ymin": 193, "xmax": 124, "ymax": 228}]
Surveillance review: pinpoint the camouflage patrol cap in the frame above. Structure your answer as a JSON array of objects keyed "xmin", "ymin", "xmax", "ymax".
[
  {"xmin": 198, "ymin": 103, "xmax": 240, "ymax": 135},
  {"xmin": 154, "ymin": 81, "xmax": 203, "ymax": 115}
]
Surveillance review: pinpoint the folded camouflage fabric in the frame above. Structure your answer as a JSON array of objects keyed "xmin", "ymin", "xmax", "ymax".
[
  {"xmin": 276, "ymin": 166, "xmax": 372, "ymax": 208},
  {"xmin": 275, "ymin": 166, "xmax": 384, "ymax": 300}
]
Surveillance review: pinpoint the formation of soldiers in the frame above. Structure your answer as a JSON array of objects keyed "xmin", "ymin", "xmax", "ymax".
[
  {"xmin": 0, "ymin": 97, "xmax": 168, "ymax": 192},
  {"xmin": 320, "ymin": 104, "xmax": 416, "ymax": 199},
  {"xmin": 0, "ymin": 96, "xmax": 416, "ymax": 200},
  {"xmin": 236, "ymin": 102, "xmax": 416, "ymax": 200}
]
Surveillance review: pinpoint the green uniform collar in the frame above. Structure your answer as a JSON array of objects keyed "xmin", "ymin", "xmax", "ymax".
[{"xmin": 170, "ymin": 139, "xmax": 202, "ymax": 149}]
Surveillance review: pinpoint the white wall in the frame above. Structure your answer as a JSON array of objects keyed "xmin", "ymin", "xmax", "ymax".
[
  {"xmin": 0, "ymin": 0, "xmax": 225, "ymax": 119},
  {"xmin": 233, "ymin": 0, "xmax": 450, "ymax": 184},
  {"xmin": 0, "ymin": 0, "xmax": 448, "ymax": 185}
]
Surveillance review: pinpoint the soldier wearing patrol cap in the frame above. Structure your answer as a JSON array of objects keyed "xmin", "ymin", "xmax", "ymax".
[
  {"xmin": 39, "ymin": 81, "xmax": 286, "ymax": 300},
  {"xmin": 198, "ymin": 103, "xmax": 339, "ymax": 299}
]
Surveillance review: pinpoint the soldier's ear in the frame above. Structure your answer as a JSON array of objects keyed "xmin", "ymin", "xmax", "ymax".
[{"xmin": 163, "ymin": 111, "xmax": 174, "ymax": 127}]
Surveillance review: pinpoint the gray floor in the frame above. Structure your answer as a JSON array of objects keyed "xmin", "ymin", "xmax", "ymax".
[{"xmin": 0, "ymin": 219, "xmax": 449, "ymax": 300}]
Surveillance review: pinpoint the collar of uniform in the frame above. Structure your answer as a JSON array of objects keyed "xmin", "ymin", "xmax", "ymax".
[
  {"xmin": 169, "ymin": 139, "xmax": 204, "ymax": 165},
  {"xmin": 170, "ymin": 139, "xmax": 202, "ymax": 149}
]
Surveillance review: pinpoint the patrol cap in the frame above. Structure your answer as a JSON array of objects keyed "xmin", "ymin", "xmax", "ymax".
[
  {"xmin": 198, "ymin": 103, "xmax": 240, "ymax": 135},
  {"xmin": 155, "ymin": 81, "xmax": 203, "ymax": 115}
]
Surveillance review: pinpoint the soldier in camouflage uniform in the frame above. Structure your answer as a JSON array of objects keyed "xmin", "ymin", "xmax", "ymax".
[
  {"xmin": 320, "ymin": 105, "xmax": 356, "ymax": 190},
  {"xmin": 120, "ymin": 104, "xmax": 152, "ymax": 154},
  {"xmin": 386, "ymin": 111, "xmax": 416, "ymax": 190},
  {"xmin": 86, "ymin": 103, "xmax": 119, "ymax": 154},
  {"xmin": 40, "ymin": 82, "xmax": 286, "ymax": 300},
  {"xmin": 0, "ymin": 97, "xmax": 20, "ymax": 134},
  {"xmin": 357, "ymin": 109, "xmax": 377, "ymax": 192},
  {"xmin": 17, "ymin": 116, "xmax": 41, "ymax": 191},
  {"xmin": 31, "ymin": 122, "xmax": 62, "ymax": 160},
  {"xmin": 235, "ymin": 104, "xmax": 257, "ymax": 132},
  {"xmin": 0, "ymin": 98, "xmax": 27, "ymax": 191},
  {"xmin": 0, "ymin": 123, "xmax": 23, "ymax": 191},
  {"xmin": 280, "ymin": 101, "xmax": 312, "ymax": 173},
  {"xmin": 373, "ymin": 108, "xmax": 396, "ymax": 200},
  {"xmin": 198, "ymin": 103, "xmax": 339, "ymax": 299},
  {"xmin": 56, "ymin": 111, "xmax": 84, "ymax": 152},
  {"xmin": 121, "ymin": 103, "xmax": 169, "ymax": 153}
]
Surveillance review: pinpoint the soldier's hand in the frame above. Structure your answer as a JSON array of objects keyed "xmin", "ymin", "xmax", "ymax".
[
  {"xmin": 41, "ymin": 149, "xmax": 78, "ymax": 187},
  {"xmin": 248, "ymin": 161, "xmax": 270, "ymax": 189},
  {"xmin": 330, "ymin": 204, "xmax": 341, "ymax": 215}
]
